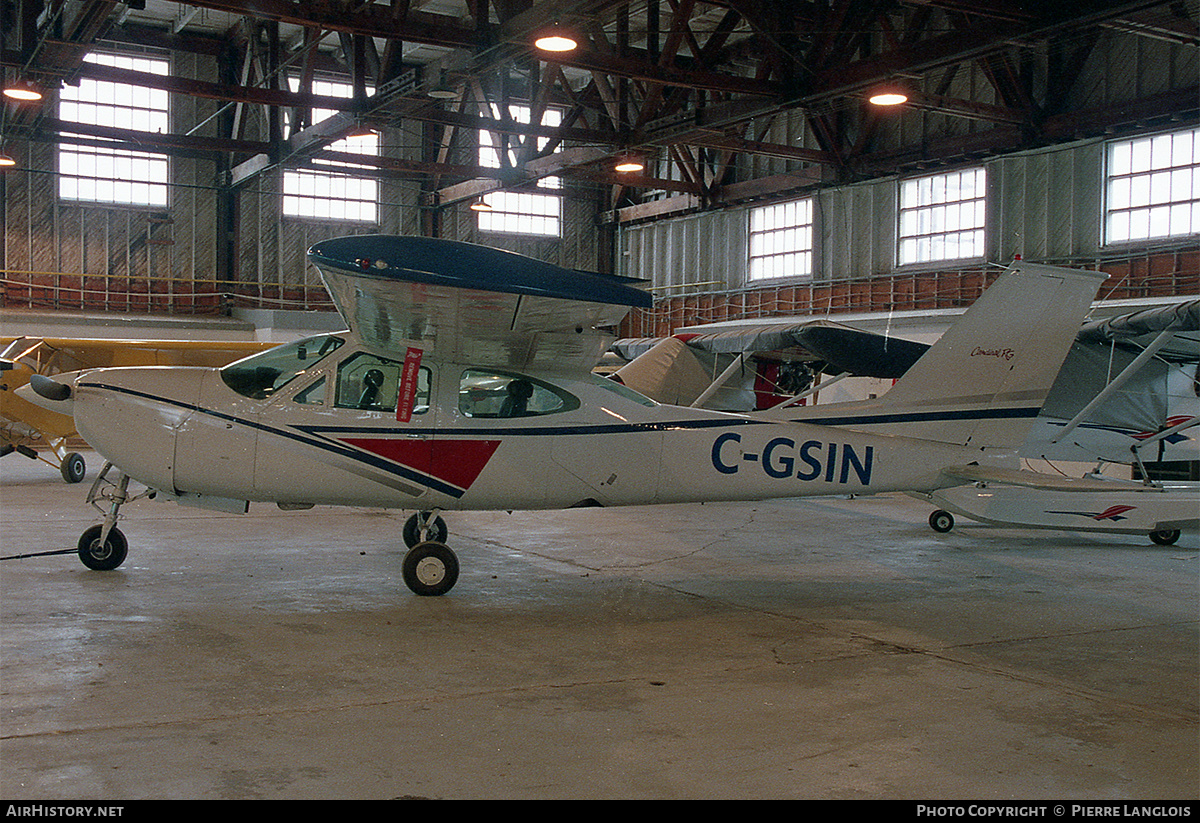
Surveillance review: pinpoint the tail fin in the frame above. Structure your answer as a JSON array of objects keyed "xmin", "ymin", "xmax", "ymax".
[{"xmin": 779, "ymin": 261, "xmax": 1108, "ymax": 449}]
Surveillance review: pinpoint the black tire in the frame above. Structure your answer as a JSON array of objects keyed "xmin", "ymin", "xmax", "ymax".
[
  {"xmin": 929, "ymin": 509, "xmax": 954, "ymax": 533},
  {"xmin": 403, "ymin": 512, "xmax": 447, "ymax": 549},
  {"xmin": 61, "ymin": 452, "xmax": 86, "ymax": 484},
  {"xmin": 1149, "ymin": 529, "xmax": 1181, "ymax": 546},
  {"xmin": 77, "ymin": 524, "xmax": 128, "ymax": 571},
  {"xmin": 402, "ymin": 541, "xmax": 459, "ymax": 596}
]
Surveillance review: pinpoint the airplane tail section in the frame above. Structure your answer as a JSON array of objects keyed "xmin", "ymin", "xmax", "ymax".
[{"xmin": 780, "ymin": 261, "xmax": 1108, "ymax": 451}]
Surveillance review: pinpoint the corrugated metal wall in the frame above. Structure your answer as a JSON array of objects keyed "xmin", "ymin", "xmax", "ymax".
[{"xmin": 618, "ymin": 135, "xmax": 1164, "ymax": 292}]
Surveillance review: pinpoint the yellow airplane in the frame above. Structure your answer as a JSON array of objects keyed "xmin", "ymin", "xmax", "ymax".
[{"xmin": 1, "ymin": 336, "xmax": 272, "ymax": 482}]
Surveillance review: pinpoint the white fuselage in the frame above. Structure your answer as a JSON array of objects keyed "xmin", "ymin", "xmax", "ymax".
[{"xmin": 60, "ymin": 337, "xmax": 980, "ymax": 515}]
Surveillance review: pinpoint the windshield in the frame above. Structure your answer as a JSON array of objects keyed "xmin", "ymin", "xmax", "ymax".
[
  {"xmin": 584, "ymin": 372, "xmax": 658, "ymax": 407},
  {"xmin": 220, "ymin": 334, "xmax": 345, "ymax": 399}
]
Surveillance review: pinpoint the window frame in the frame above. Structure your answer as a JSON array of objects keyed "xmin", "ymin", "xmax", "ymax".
[
  {"xmin": 281, "ymin": 76, "xmax": 379, "ymax": 224},
  {"xmin": 1103, "ymin": 126, "xmax": 1200, "ymax": 247},
  {"xmin": 57, "ymin": 51, "xmax": 171, "ymax": 208},
  {"xmin": 457, "ymin": 369, "xmax": 580, "ymax": 419},
  {"xmin": 896, "ymin": 167, "xmax": 987, "ymax": 267},
  {"xmin": 334, "ymin": 351, "xmax": 431, "ymax": 414},
  {"xmin": 747, "ymin": 197, "xmax": 816, "ymax": 283},
  {"xmin": 475, "ymin": 104, "xmax": 563, "ymax": 237}
]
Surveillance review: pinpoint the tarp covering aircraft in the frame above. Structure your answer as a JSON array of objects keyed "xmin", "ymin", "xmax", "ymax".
[
  {"xmin": 610, "ymin": 298, "xmax": 1197, "ymax": 544},
  {"xmin": 612, "ymin": 299, "xmax": 1199, "ymax": 467},
  {"xmin": 20, "ymin": 236, "xmax": 1118, "ymax": 594}
]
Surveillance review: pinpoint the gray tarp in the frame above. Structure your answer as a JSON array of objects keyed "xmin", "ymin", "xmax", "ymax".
[
  {"xmin": 611, "ymin": 300, "xmax": 1198, "ymax": 429},
  {"xmin": 612, "ymin": 320, "xmax": 928, "ymax": 379}
]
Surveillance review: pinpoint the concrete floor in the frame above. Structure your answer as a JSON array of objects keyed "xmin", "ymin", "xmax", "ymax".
[{"xmin": 1, "ymin": 452, "xmax": 1196, "ymax": 800}]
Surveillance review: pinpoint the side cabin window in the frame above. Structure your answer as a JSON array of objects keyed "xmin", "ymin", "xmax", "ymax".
[
  {"xmin": 458, "ymin": 369, "xmax": 579, "ymax": 418},
  {"xmin": 221, "ymin": 335, "xmax": 344, "ymax": 399},
  {"xmin": 335, "ymin": 352, "xmax": 431, "ymax": 414}
]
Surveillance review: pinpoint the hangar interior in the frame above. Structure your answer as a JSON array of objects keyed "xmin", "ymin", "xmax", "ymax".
[{"xmin": 1, "ymin": 0, "xmax": 1198, "ymax": 801}]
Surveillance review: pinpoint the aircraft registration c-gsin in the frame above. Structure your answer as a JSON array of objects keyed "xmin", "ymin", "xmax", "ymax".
[{"xmin": 20, "ymin": 235, "xmax": 1108, "ymax": 596}]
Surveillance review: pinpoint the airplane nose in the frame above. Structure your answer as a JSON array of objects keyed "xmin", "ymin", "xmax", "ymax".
[{"xmin": 70, "ymin": 367, "xmax": 206, "ymax": 493}]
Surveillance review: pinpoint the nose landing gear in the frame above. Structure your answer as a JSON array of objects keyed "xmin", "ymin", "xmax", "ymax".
[{"xmin": 76, "ymin": 463, "xmax": 153, "ymax": 571}]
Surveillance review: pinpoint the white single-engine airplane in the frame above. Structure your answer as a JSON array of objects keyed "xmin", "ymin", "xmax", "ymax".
[{"xmin": 20, "ymin": 235, "xmax": 1108, "ymax": 596}]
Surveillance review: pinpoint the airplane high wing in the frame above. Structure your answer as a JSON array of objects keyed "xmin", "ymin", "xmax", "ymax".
[
  {"xmin": 1, "ymin": 336, "xmax": 272, "ymax": 482},
  {"xmin": 311, "ymin": 235, "xmax": 650, "ymax": 371},
  {"xmin": 18, "ymin": 238, "xmax": 1112, "ymax": 596}
]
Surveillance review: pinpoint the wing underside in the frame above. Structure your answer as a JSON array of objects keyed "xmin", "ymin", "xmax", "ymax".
[{"xmin": 309, "ymin": 235, "xmax": 649, "ymax": 371}]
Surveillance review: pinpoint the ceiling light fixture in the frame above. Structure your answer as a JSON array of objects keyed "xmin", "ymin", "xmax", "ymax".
[
  {"xmin": 3, "ymin": 79, "xmax": 44, "ymax": 102},
  {"xmin": 614, "ymin": 154, "xmax": 644, "ymax": 173},
  {"xmin": 346, "ymin": 122, "xmax": 378, "ymax": 139},
  {"xmin": 469, "ymin": 197, "xmax": 493, "ymax": 212},
  {"xmin": 534, "ymin": 23, "xmax": 579, "ymax": 53},
  {"xmin": 0, "ymin": 153, "xmax": 15, "ymax": 168},
  {"xmin": 868, "ymin": 83, "xmax": 909, "ymax": 107}
]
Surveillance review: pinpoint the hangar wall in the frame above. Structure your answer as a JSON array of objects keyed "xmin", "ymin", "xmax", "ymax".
[
  {"xmin": 0, "ymin": 47, "xmax": 608, "ymax": 319},
  {"xmin": 617, "ymin": 135, "xmax": 1199, "ymax": 339}
]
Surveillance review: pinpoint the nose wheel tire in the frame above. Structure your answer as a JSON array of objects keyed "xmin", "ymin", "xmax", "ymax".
[
  {"xmin": 77, "ymin": 524, "xmax": 128, "ymax": 571},
  {"xmin": 402, "ymin": 541, "xmax": 459, "ymax": 596}
]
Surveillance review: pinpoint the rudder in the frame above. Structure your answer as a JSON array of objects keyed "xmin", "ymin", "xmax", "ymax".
[{"xmin": 776, "ymin": 261, "xmax": 1108, "ymax": 450}]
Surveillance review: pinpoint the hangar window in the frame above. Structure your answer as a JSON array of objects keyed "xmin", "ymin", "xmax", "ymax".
[
  {"xmin": 476, "ymin": 105, "xmax": 562, "ymax": 237},
  {"xmin": 57, "ymin": 52, "xmax": 170, "ymax": 207},
  {"xmin": 897, "ymin": 168, "xmax": 987, "ymax": 266},
  {"xmin": 282, "ymin": 78, "xmax": 378, "ymax": 223},
  {"xmin": 748, "ymin": 198, "xmax": 814, "ymax": 281},
  {"xmin": 458, "ymin": 370, "xmax": 579, "ymax": 418},
  {"xmin": 1105, "ymin": 127, "xmax": 1199, "ymax": 245}
]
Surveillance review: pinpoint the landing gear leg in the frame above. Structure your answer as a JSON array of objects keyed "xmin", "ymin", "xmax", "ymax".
[
  {"xmin": 78, "ymin": 463, "xmax": 151, "ymax": 571},
  {"xmin": 403, "ymin": 510, "xmax": 447, "ymax": 548},
  {"xmin": 79, "ymin": 468, "xmax": 131, "ymax": 570}
]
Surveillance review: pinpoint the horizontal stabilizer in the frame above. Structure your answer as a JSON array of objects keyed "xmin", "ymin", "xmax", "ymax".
[{"xmin": 938, "ymin": 464, "xmax": 1146, "ymax": 492}]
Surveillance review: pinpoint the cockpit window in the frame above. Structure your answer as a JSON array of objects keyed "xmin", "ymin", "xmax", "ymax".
[
  {"xmin": 220, "ymin": 334, "xmax": 344, "ymax": 399},
  {"xmin": 459, "ymin": 369, "xmax": 579, "ymax": 418},
  {"xmin": 335, "ymin": 352, "xmax": 430, "ymax": 414}
]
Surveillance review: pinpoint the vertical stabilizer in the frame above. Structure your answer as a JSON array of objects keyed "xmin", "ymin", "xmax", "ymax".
[{"xmin": 778, "ymin": 262, "xmax": 1108, "ymax": 449}]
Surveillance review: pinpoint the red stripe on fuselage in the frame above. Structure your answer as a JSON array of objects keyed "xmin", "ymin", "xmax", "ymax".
[{"xmin": 339, "ymin": 437, "xmax": 501, "ymax": 491}]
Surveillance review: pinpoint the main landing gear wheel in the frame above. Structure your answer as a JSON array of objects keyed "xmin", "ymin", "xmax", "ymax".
[
  {"xmin": 402, "ymin": 541, "xmax": 459, "ymax": 596},
  {"xmin": 929, "ymin": 509, "xmax": 955, "ymax": 533},
  {"xmin": 77, "ymin": 524, "xmax": 128, "ymax": 571},
  {"xmin": 1149, "ymin": 529, "xmax": 1181, "ymax": 546},
  {"xmin": 403, "ymin": 512, "xmax": 447, "ymax": 548},
  {"xmin": 61, "ymin": 452, "xmax": 86, "ymax": 484}
]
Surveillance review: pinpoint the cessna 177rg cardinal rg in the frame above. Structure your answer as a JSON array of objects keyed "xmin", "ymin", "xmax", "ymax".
[{"xmin": 21, "ymin": 235, "xmax": 1108, "ymax": 596}]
